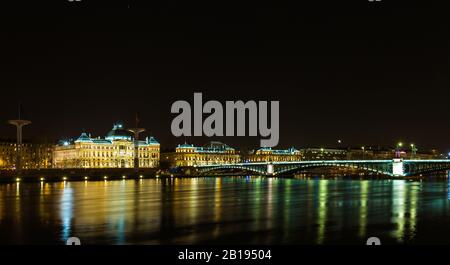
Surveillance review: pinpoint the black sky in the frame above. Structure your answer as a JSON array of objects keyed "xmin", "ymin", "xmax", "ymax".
[{"xmin": 0, "ymin": 0, "xmax": 449, "ymax": 152}]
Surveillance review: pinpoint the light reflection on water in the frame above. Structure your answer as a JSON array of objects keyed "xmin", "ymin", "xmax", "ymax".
[{"xmin": 0, "ymin": 177, "xmax": 450, "ymax": 245}]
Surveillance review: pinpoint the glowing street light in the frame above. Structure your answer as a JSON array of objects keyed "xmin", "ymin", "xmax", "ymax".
[{"xmin": 395, "ymin": 142, "xmax": 404, "ymax": 158}]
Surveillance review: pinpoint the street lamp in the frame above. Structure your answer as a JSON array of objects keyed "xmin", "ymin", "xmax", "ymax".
[
  {"xmin": 361, "ymin": 146, "xmax": 365, "ymax": 160},
  {"xmin": 396, "ymin": 142, "xmax": 403, "ymax": 158},
  {"xmin": 410, "ymin": 143, "xmax": 418, "ymax": 159}
]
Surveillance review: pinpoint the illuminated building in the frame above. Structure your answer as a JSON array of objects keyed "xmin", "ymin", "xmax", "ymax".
[
  {"xmin": 302, "ymin": 147, "xmax": 444, "ymax": 161},
  {"xmin": 246, "ymin": 147, "xmax": 302, "ymax": 162},
  {"xmin": 300, "ymin": 148, "xmax": 347, "ymax": 160},
  {"xmin": 53, "ymin": 122, "xmax": 159, "ymax": 168},
  {"xmin": 0, "ymin": 141, "xmax": 53, "ymax": 170},
  {"xmin": 161, "ymin": 141, "xmax": 240, "ymax": 167}
]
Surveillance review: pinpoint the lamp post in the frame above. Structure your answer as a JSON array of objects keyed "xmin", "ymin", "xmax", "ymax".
[
  {"xmin": 8, "ymin": 119, "xmax": 31, "ymax": 175},
  {"xmin": 128, "ymin": 128, "xmax": 145, "ymax": 173},
  {"xmin": 128, "ymin": 114, "xmax": 145, "ymax": 174},
  {"xmin": 396, "ymin": 142, "xmax": 403, "ymax": 158},
  {"xmin": 410, "ymin": 144, "xmax": 418, "ymax": 159},
  {"xmin": 361, "ymin": 146, "xmax": 365, "ymax": 160}
]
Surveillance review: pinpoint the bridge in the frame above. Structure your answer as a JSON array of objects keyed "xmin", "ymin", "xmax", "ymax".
[{"xmin": 194, "ymin": 159, "xmax": 450, "ymax": 177}]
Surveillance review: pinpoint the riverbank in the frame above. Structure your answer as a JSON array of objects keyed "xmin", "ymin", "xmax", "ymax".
[
  {"xmin": 0, "ymin": 168, "xmax": 164, "ymax": 183},
  {"xmin": 0, "ymin": 168, "xmax": 448, "ymax": 183}
]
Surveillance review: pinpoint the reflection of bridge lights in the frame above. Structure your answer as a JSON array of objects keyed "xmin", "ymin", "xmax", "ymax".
[
  {"xmin": 448, "ymin": 182, "xmax": 450, "ymax": 201},
  {"xmin": 60, "ymin": 186, "xmax": 73, "ymax": 242},
  {"xmin": 392, "ymin": 180, "xmax": 406, "ymax": 242},
  {"xmin": 317, "ymin": 180, "xmax": 328, "ymax": 244}
]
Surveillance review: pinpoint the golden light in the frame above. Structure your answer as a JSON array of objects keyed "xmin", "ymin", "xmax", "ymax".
[
  {"xmin": 84, "ymin": 176, "xmax": 89, "ymax": 180},
  {"xmin": 40, "ymin": 177, "xmax": 45, "ymax": 181},
  {"xmin": 15, "ymin": 178, "xmax": 21, "ymax": 182},
  {"xmin": 62, "ymin": 177, "xmax": 67, "ymax": 181},
  {"xmin": 122, "ymin": 175, "xmax": 126, "ymax": 179}
]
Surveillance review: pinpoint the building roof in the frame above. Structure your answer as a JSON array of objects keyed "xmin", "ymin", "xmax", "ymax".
[
  {"xmin": 178, "ymin": 143, "xmax": 195, "ymax": 148},
  {"xmin": 255, "ymin": 147, "xmax": 300, "ymax": 154},
  {"xmin": 177, "ymin": 141, "xmax": 235, "ymax": 153},
  {"xmin": 105, "ymin": 122, "xmax": 133, "ymax": 141},
  {"xmin": 59, "ymin": 122, "xmax": 159, "ymax": 146}
]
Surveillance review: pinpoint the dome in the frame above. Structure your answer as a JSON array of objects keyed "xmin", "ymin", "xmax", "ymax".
[{"xmin": 105, "ymin": 122, "xmax": 133, "ymax": 141}]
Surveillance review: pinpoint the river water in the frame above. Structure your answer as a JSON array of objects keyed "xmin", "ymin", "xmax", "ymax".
[{"xmin": 0, "ymin": 177, "xmax": 449, "ymax": 244}]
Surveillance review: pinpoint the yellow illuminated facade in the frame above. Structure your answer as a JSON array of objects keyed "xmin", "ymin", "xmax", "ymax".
[
  {"xmin": 53, "ymin": 123, "xmax": 160, "ymax": 168},
  {"xmin": 163, "ymin": 141, "xmax": 240, "ymax": 167},
  {"xmin": 0, "ymin": 141, "xmax": 53, "ymax": 170},
  {"xmin": 247, "ymin": 147, "xmax": 302, "ymax": 162}
]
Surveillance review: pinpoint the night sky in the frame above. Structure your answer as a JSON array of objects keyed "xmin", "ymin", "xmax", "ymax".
[{"xmin": 0, "ymin": 1, "xmax": 449, "ymax": 152}]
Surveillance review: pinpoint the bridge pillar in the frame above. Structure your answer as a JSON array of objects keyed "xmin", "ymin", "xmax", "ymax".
[
  {"xmin": 392, "ymin": 159, "xmax": 405, "ymax": 177},
  {"xmin": 267, "ymin": 163, "xmax": 274, "ymax": 175},
  {"xmin": 392, "ymin": 158, "xmax": 405, "ymax": 177}
]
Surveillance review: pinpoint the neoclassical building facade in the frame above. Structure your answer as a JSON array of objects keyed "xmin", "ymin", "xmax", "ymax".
[
  {"xmin": 0, "ymin": 141, "xmax": 53, "ymax": 170},
  {"xmin": 246, "ymin": 147, "xmax": 302, "ymax": 162},
  {"xmin": 53, "ymin": 123, "xmax": 160, "ymax": 168},
  {"xmin": 162, "ymin": 141, "xmax": 241, "ymax": 167}
]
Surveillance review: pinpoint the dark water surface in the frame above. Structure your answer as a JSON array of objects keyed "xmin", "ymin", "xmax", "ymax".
[{"xmin": 1, "ymin": 177, "xmax": 450, "ymax": 245}]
